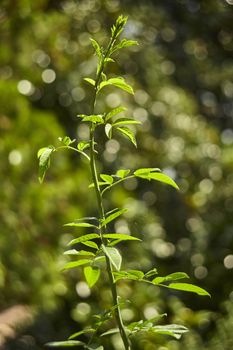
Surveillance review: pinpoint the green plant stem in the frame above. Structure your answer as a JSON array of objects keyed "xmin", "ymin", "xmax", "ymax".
[
  {"xmin": 89, "ymin": 125, "xmax": 131, "ymax": 350},
  {"xmin": 88, "ymin": 33, "xmax": 131, "ymax": 349}
]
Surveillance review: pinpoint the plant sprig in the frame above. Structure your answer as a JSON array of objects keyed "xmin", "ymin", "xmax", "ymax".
[{"xmin": 38, "ymin": 15, "xmax": 209, "ymax": 350}]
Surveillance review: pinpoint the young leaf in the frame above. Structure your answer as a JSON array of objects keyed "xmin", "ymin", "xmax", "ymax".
[
  {"xmin": 116, "ymin": 169, "xmax": 131, "ymax": 178},
  {"xmin": 63, "ymin": 259, "xmax": 91, "ymax": 271},
  {"xmin": 38, "ymin": 146, "xmax": 54, "ymax": 183},
  {"xmin": 144, "ymin": 268, "xmax": 158, "ymax": 278},
  {"xmin": 84, "ymin": 77, "xmax": 95, "ymax": 86},
  {"xmin": 100, "ymin": 328, "xmax": 120, "ymax": 337},
  {"xmin": 90, "ymin": 38, "xmax": 102, "ymax": 60},
  {"xmin": 103, "ymin": 233, "xmax": 140, "ymax": 241},
  {"xmin": 116, "ymin": 126, "xmax": 137, "ymax": 147},
  {"xmin": 58, "ymin": 136, "xmax": 76, "ymax": 146},
  {"xmin": 99, "ymin": 77, "xmax": 134, "ymax": 95},
  {"xmin": 105, "ymin": 106, "xmax": 127, "ymax": 122},
  {"xmin": 105, "ymin": 123, "xmax": 112, "ymax": 139},
  {"xmin": 84, "ymin": 266, "xmax": 100, "ymax": 288},
  {"xmin": 149, "ymin": 172, "xmax": 179, "ymax": 190},
  {"xmin": 113, "ymin": 270, "xmax": 144, "ymax": 282},
  {"xmin": 167, "ymin": 283, "xmax": 210, "ymax": 296},
  {"xmin": 112, "ymin": 118, "xmax": 141, "ymax": 126},
  {"xmin": 46, "ymin": 340, "xmax": 85, "ymax": 347},
  {"xmin": 113, "ymin": 39, "xmax": 139, "ymax": 52},
  {"xmin": 64, "ymin": 222, "xmax": 97, "ymax": 228},
  {"xmin": 68, "ymin": 328, "xmax": 95, "ymax": 340},
  {"xmin": 134, "ymin": 168, "xmax": 161, "ymax": 177},
  {"xmin": 152, "ymin": 272, "xmax": 189, "ymax": 284},
  {"xmin": 82, "ymin": 241, "xmax": 99, "ymax": 250},
  {"xmin": 100, "ymin": 174, "xmax": 114, "ymax": 184},
  {"xmin": 100, "ymin": 208, "xmax": 128, "ymax": 227},
  {"xmin": 64, "ymin": 250, "xmax": 95, "ymax": 256},
  {"xmin": 68, "ymin": 234, "xmax": 100, "ymax": 247},
  {"xmin": 78, "ymin": 141, "xmax": 90, "ymax": 151},
  {"xmin": 149, "ymin": 324, "xmax": 188, "ymax": 339},
  {"xmin": 81, "ymin": 115, "xmax": 104, "ymax": 124},
  {"xmin": 102, "ymin": 245, "xmax": 122, "ymax": 271}
]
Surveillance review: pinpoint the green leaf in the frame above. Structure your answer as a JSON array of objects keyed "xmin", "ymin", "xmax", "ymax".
[
  {"xmin": 134, "ymin": 168, "xmax": 161, "ymax": 177},
  {"xmin": 89, "ymin": 181, "xmax": 108, "ymax": 189},
  {"xmin": 113, "ymin": 39, "xmax": 139, "ymax": 52},
  {"xmin": 105, "ymin": 106, "xmax": 127, "ymax": 122},
  {"xmin": 113, "ymin": 270, "xmax": 144, "ymax": 282},
  {"xmin": 46, "ymin": 340, "xmax": 85, "ymax": 347},
  {"xmin": 149, "ymin": 172, "xmax": 179, "ymax": 190},
  {"xmin": 69, "ymin": 328, "xmax": 95, "ymax": 340},
  {"xmin": 84, "ymin": 266, "xmax": 100, "ymax": 288},
  {"xmin": 116, "ymin": 169, "xmax": 131, "ymax": 178},
  {"xmin": 78, "ymin": 141, "xmax": 90, "ymax": 151},
  {"xmin": 105, "ymin": 124, "xmax": 112, "ymax": 139},
  {"xmin": 82, "ymin": 241, "xmax": 99, "ymax": 250},
  {"xmin": 144, "ymin": 268, "xmax": 158, "ymax": 278},
  {"xmin": 84, "ymin": 78, "xmax": 95, "ymax": 86},
  {"xmin": 64, "ymin": 250, "xmax": 95, "ymax": 256},
  {"xmin": 64, "ymin": 222, "xmax": 97, "ymax": 228},
  {"xmin": 113, "ymin": 118, "xmax": 141, "ymax": 126},
  {"xmin": 68, "ymin": 234, "xmax": 100, "ymax": 246},
  {"xmin": 90, "ymin": 38, "xmax": 102, "ymax": 60},
  {"xmin": 38, "ymin": 146, "xmax": 54, "ymax": 183},
  {"xmin": 152, "ymin": 272, "xmax": 189, "ymax": 284},
  {"xmin": 80, "ymin": 115, "xmax": 104, "ymax": 124},
  {"xmin": 100, "ymin": 328, "xmax": 120, "ymax": 337},
  {"xmin": 100, "ymin": 208, "xmax": 128, "ymax": 227},
  {"xmin": 58, "ymin": 136, "xmax": 76, "ymax": 146},
  {"xmin": 102, "ymin": 245, "xmax": 122, "ymax": 271},
  {"xmin": 167, "ymin": 283, "xmax": 210, "ymax": 296},
  {"xmin": 134, "ymin": 168, "xmax": 179, "ymax": 190},
  {"xmin": 103, "ymin": 233, "xmax": 140, "ymax": 241},
  {"xmin": 100, "ymin": 174, "xmax": 114, "ymax": 184},
  {"xmin": 99, "ymin": 77, "xmax": 134, "ymax": 95},
  {"xmin": 149, "ymin": 324, "xmax": 188, "ymax": 339},
  {"xmin": 116, "ymin": 127, "xmax": 137, "ymax": 147},
  {"xmin": 63, "ymin": 259, "xmax": 91, "ymax": 271}
]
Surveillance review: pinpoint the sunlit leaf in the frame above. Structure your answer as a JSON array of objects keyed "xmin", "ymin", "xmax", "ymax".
[
  {"xmin": 46, "ymin": 340, "xmax": 85, "ymax": 347},
  {"xmin": 84, "ymin": 266, "xmax": 100, "ymax": 287},
  {"xmin": 134, "ymin": 168, "xmax": 161, "ymax": 177},
  {"xmin": 78, "ymin": 141, "xmax": 90, "ymax": 151},
  {"xmin": 103, "ymin": 233, "xmax": 140, "ymax": 241},
  {"xmin": 64, "ymin": 250, "xmax": 95, "ymax": 256},
  {"xmin": 116, "ymin": 169, "xmax": 130, "ymax": 178},
  {"xmin": 84, "ymin": 77, "xmax": 95, "ymax": 86},
  {"xmin": 100, "ymin": 208, "xmax": 128, "ymax": 227},
  {"xmin": 116, "ymin": 127, "xmax": 137, "ymax": 147},
  {"xmin": 167, "ymin": 283, "xmax": 210, "ymax": 296},
  {"xmin": 90, "ymin": 38, "xmax": 102, "ymax": 60},
  {"xmin": 105, "ymin": 123, "xmax": 112, "ymax": 139},
  {"xmin": 68, "ymin": 234, "xmax": 99, "ymax": 246},
  {"xmin": 82, "ymin": 241, "xmax": 99, "ymax": 249},
  {"xmin": 99, "ymin": 77, "xmax": 134, "ymax": 95},
  {"xmin": 102, "ymin": 245, "xmax": 122, "ymax": 271},
  {"xmin": 113, "ymin": 118, "xmax": 141, "ymax": 126},
  {"xmin": 152, "ymin": 272, "xmax": 189, "ymax": 284},
  {"xmin": 105, "ymin": 106, "xmax": 127, "ymax": 122},
  {"xmin": 68, "ymin": 328, "xmax": 95, "ymax": 340},
  {"xmin": 64, "ymin": 222, "xmax": 97, "ymax": 228},
  {"xmin": 113, "ymin": 270, "xmax": 144, "ymax": 282},
  {"xmin": 149, "ymin": 172, "xmax": 179, "ymax": 190},
  {"xmin": 144, "ymin": 268, "xmax": 158, "ymax": 278},
  {"xmin": 63, "ymin": 259, "xmax": 91, "ymax": 270},
  {"xmin": 38, "ymin": 146, "xmax": 54, "ymax": 183},
  {"xmin": 100, "ymin": 174, "xmax": 114, "ymax": 184}
]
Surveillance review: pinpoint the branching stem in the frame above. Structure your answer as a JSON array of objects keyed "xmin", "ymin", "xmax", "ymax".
[{"xmin": 88, "ymin": 32, "xmax": 131, "ymax": 350}]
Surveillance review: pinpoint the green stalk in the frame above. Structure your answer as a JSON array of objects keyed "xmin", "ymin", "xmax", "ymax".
[{"xmin": 88, "ymin": 32, "xmax": 131, "ymax": 350}]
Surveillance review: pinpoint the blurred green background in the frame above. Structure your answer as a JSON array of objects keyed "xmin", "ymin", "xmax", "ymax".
[{"xmin": 0, "ymin": 0, "xmax": 233, "ymax": 349}]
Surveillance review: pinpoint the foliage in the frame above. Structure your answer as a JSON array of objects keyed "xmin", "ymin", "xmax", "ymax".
[{"xmin": 38, "ymin": 16, "xmax": 209, "ymax": 350}]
